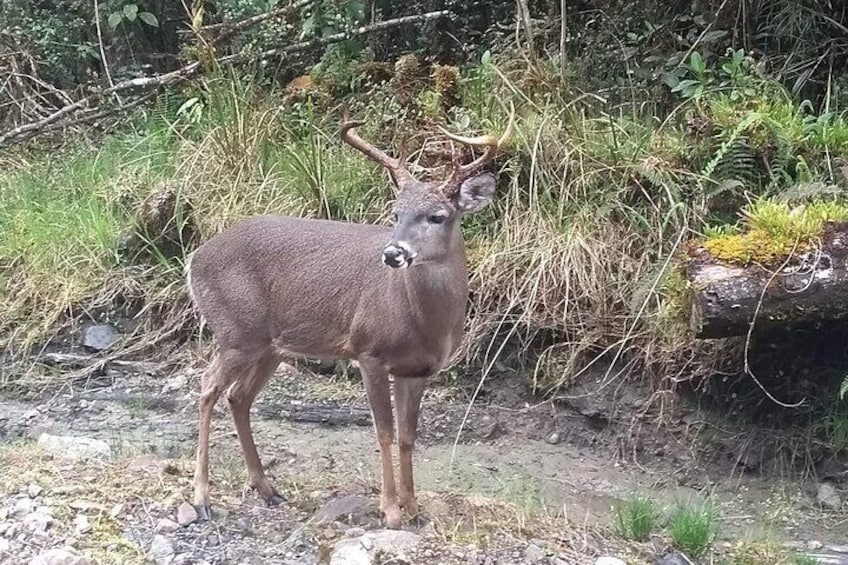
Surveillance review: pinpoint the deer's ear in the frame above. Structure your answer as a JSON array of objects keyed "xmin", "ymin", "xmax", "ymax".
[{"xmin": 455, "ymin": 172, "xmax": 496, "ymax": 213}]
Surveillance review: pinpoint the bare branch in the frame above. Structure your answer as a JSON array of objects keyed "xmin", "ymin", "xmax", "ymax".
[{"xmin": 0, "ymin": 9, "xmax": 451, "ymax": 148}]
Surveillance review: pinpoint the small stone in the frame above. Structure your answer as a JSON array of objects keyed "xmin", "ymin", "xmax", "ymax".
[
  {"xmin": 345, "ymin": 527, "xmax": 365, "ymax": 538},
  {"xmin": 27, "ymin": 484, "xmax": 43, "ymax": 498},
  {"xmin": 147, "ymin": 535, "xmax": 175, "ymax": 565},
  {"xmin": 0, "ymin": 538, "xmax": 9, "ymax": 553},
  {"xmin": 808, "ymin": 540, "xmax": 824, "ymax": 550},
  {"xmin": 73, "ymin": 515, "xmax": 90, "ymax": 534},
  {"xmin": 817, "ymin": 482, "xmax": 842, "ymax": 510},
  {"xmin": 360, "ymin": 535, "xmax": 374, "ymax": 550},
  {"xmin": 12, "ymin": 497, "xmax": 34, "ymax": 516},
  {"xmin": 82, "ymin": 324, "xmax": 119, "ymax": 351},
  {"xmin": 161, "ymin": 375, "xmax": 187, "ymax": 395},
  {"xmin": 547, "ymin": 432, "xmax": 560, "ymax": 445},
  {"xmin": 595, "ymin": 558, "xmax": 626, "ymax": 565},
  {"xmin": 25, "ymin": 511, "xmax": 52, "ymax": 532},
  {"xmin": 655, "ymin": 553, "xmax": 689, "ymax": 565},
  {"xmin": 313, "ymin": 496, "xmax": 376, "ymax": 526},
  {"xmin": 0, "ymin": 507, "xmax": 8, "ymax": 520},
  {"xmin": 155, "ymin": 518, "xmax": 180, "ymax": 534},
  {"xmin": 524, "ymin": 543, "xmax": 546, "ymax": 563},
  {"xmin": 28, "ymin": 548, "xmax": 92, "ymax": 565},
  {"xmin": 176, "ymin": 502, "xmax": 198, "ymax": 527},
  {"xmin": 37, "ymin": 433, "xmax": 112, "ymax": 461},
  {"xmin": 828, "ymin": 544, "xmax": 848, "ymax": 554}
]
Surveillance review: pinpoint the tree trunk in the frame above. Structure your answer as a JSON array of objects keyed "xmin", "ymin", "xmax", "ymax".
[{"xmin": 687, "ymin": 226, "xmax": 848, "ymax": 338}]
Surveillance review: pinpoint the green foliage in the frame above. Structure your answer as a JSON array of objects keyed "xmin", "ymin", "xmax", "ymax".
[
  {"xmin": 106, "ymin": 2, "xmax": 159, "ymax": 30},
  {"xmin": 612, "ymin": 494, "xmax": 661, "ymax": 541},
  {"xmin": 0, "ymin": 1, "xmax": 97, "ymax": 88},
  {"xmin": 667, "ymin": 499, "xmax": 720, "ymax": 557}
]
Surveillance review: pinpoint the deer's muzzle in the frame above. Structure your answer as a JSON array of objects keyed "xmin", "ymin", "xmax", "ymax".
[{"xmin": 382, "ymin": 241, "xmax": 416, "ymax": 269}]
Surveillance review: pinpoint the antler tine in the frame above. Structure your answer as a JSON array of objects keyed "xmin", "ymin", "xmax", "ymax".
[
  {"xmin": 437, "ymin": 102, "xmax": 515, "ymax": 194},
  {"xmin": 340, "ymin": 105, "xmax": 416, "ymax": 187}
]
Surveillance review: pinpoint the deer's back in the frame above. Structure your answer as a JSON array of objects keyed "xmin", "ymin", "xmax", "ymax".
[{"xmin": 188, "ymin": 215, "xmax": 464, "ymax": 370}]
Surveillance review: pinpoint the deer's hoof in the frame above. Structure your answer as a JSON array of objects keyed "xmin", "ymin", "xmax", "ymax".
[
  {"xmin": 263, "ymin": 492, "xmax": 285, "ymax": 507},
  {"xmin": 383, "ymin": 506, "xmax": 403, "ymax": 530},
  {"xmin": 194, "ymin": 503, "xmax": 213, "ymax": 521}
]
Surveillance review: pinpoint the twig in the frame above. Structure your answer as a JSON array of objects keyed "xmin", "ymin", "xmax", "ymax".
[
  {"xmin": 0, "ymin": 9, "xmax": 451, "ymax": 148},
  {"xmin": 198, "ymin": 0, "xmax": 311, "ymax": 40},
  {"xmin": 93, "ymin": 0, "xmax": 116, "ymax": 89}
]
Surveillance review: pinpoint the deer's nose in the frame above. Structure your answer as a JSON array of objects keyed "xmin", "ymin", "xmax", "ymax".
[{"xmin": 382, "ymin": 242, "xmax": 414, "ymax": 269}]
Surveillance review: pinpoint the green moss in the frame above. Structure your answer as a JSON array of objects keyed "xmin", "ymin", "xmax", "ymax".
[{"xmin": 703, "ymin": 199, "xmax": 848, "ymax": 264}]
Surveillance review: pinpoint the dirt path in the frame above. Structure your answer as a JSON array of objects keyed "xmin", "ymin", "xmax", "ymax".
[{"xmin": 1, "ymin": 364, "xmax": 847, "ymax": 564}]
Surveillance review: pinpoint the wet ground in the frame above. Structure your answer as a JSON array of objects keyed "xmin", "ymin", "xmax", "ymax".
[{"xmin": 1, "ymin": 356, "xmax": 847, "ymax": 564}]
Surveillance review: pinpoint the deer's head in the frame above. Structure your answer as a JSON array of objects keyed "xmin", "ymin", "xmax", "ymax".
[{"xmin": 341, "ymin": 107, "xmax": 513, "ymax": 269}]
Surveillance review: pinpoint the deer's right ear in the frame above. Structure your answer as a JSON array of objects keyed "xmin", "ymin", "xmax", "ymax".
[{"xmin": 455, "ymin": 172, "xmax": 497, "ymax": 213}]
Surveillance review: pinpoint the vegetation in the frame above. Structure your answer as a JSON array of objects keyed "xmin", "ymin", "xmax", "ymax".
[
  {"xmin": 667, "ymin": 498, "xmax": 721, "ymax": 558},
  {"xmin": 2, "ymin": 1, "xmax": 848, "ymax": 455},
  {"xmin": 611, "ymin": 494, "xmax": 661, "ymax": 541}
]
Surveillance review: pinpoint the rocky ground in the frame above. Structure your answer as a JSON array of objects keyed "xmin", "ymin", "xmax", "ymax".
[{"xmin": 1, "ymin": 348, "xmax": 848, "ymax": 564}]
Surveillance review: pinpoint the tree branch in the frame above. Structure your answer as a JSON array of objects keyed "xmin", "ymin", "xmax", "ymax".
[{"xmin": 0, "ymin": 9, "xmax": 451, "ymax": 148}]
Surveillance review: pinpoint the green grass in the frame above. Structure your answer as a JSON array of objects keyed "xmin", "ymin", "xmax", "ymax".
[
  {"xmin": 1, "ymin": 51, "xmax": 848, "ymax": 399},
  {"xmin": 668, "ymin": 499, "xmax": 720, "ymax": 558},
  {"xmin": 612, "ymin": 493, "xmax": 661, "ymax": 541}
]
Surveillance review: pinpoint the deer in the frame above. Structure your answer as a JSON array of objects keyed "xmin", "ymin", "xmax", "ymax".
[{"xmin": 186, "ymin": 105, "xmax": 513, "ymax": 529}]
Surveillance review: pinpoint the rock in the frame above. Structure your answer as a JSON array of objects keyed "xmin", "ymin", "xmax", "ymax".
[
  {"xmin": 0, "ymin": 538, "xmax": 8, "ymax": 553},
  {"xmin": 72, "ymin": 515, "xmax": 90, "ymax": 535},
  {"xmin": 655, "ymin": 553, "xmax": 689, "ymax": 565},
  {"xmin": 595, "ymin": 558, "xmax": 626, "ymax": 565},
  {"xmin": 546, "ymin": 432, "xmax": 561, "ymax": 445},
  {"xmin": 176, "ymin": 502, "xmax": 198, "ymax": 527},
  {"xmin": 37, "ymin": 433, "xmax": 112, "ymax": 461},
  {"xmin": 330, "ymin": 530, "xmax": 422, "ymax": 565},
  {"xmin": 817, "ymin": 482, "xmax": 842, "ymax": 510},
  {"xmin": 161, "ymin": 375, "xmax": 187, "ymax": 395},
  {"xmin": 313, "ymin": 496, "xmax": 377, "ymax": 525},
  {"xmin": 524, "ymin": 543, "xmax": 546, "ymax": 563},
  {"xmin": 82, "ymin": 324, "xmax": 119, "ymax": 351},
  {"xmin": 28, "ymin": 548, "xmax": 92, "ymax": 565},
  {"xmin": 155, "ymin": 518, "xmax": 180, "ymax": 534},
  {"xmin": 147, "ymin": 534, "xmax": 175, "ymax": 565},
  {"xmin": 25, "ymin": 510, "xmax": 52, "ymax": 532},
  {"xmin": 12, "ymin": 497, "xmax": 34, "ymax": 516},
  {"xmin": 345, "ymin": 527, "xmax": 366, "ymax": 538},
  {"xmin": 27, "ymin": 484, "xmax": 43, "ymax": 498}
]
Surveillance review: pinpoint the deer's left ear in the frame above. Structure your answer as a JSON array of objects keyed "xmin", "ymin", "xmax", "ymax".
[{"xmin": 454, "ymin": 172, "xmax": 496, "ymax": 213}]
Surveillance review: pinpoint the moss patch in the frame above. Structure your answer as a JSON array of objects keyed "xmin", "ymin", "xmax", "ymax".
[{"xmin": 702, "ymin": 199, "xmax": 848, "ymax": 265}]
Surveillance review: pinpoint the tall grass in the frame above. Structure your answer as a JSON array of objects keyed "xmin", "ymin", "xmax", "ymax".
[{"xmin": 1, "ymin": 53, "xmax": 847, "ymax": 396}]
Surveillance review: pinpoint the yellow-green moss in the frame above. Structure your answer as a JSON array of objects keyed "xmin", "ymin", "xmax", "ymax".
[{"xmin": 703, "ymin": 199, "xmax": 848, "ymax": 264}]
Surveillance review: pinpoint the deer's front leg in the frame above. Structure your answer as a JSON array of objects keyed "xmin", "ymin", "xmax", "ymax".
[
  {"xmin": 360, "ymin": 359, "xmax": 402, "ymax": 529},
  {"xmin": 394, "ymin": 376, "xmax": 427, "ymax": 517}
]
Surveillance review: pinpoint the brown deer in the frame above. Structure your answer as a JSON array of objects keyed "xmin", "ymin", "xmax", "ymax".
[{"xmin": 186, "ymin": 106, "xmax": 513, "ymax": 529}]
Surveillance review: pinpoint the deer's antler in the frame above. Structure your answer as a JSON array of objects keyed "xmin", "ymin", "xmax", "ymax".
[
  {"xmin": 437, "ymin": 102, "xmax": 515, "ymax": 196},
  {"xmin": 340, "ymin": 106, "xmax": 417, "ymax": 189}
]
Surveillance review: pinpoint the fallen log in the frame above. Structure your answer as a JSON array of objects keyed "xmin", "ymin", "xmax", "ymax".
[
  {"xmin": 257, "ymin": 401, "xmax": 372, "ymax": 427},
  {"xmin": 686, "ymin": 225, "xmax": 848, "ymax": 338}
]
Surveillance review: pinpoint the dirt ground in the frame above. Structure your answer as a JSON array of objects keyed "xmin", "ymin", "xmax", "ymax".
[{"xmin": 1, "ymin": 352, "xmax": 847, "ymax": 564}]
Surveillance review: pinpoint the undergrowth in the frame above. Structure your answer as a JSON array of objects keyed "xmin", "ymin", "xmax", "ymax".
[{"xmin": 1, "ymin": 46, "xmax": 848, "ymax": 404}]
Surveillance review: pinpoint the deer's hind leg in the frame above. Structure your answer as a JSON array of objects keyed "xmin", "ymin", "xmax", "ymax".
[
  {"xmin": 193, "ymin": 350, "xmax": 237, "ymax": 520},
  {"xmin": 225, "ymin": 347, "xmax": 283, "ymax": 506}
]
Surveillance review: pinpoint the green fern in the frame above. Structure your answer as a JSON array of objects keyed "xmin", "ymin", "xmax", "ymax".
[{"xmin": 701, "ymin": 112, "xmax": 762, "ymax": 182}]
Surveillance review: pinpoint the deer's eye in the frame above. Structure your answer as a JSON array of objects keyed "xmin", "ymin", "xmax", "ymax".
[{"xmin": 428, "ymin": 213, "xmax": 447, "ymax": 224}]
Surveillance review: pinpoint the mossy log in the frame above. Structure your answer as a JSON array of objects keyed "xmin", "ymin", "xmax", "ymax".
[{"xmin": 687, "ymin": 226, "xmax": 848, "ymax": 338}]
